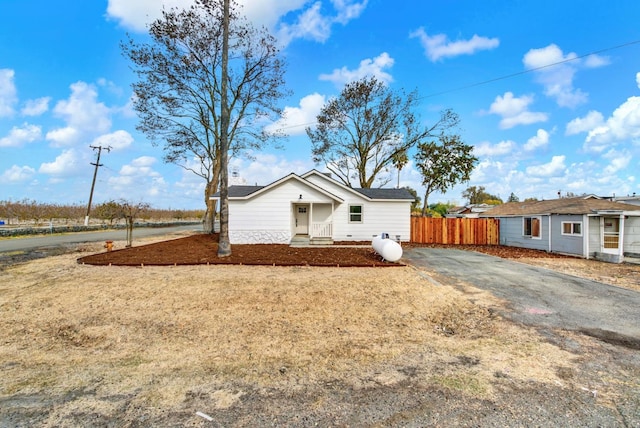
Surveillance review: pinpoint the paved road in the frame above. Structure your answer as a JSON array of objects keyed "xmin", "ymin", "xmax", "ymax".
[
  {"xmin": 0, "ymin": 224, "xmax": 202, "ymax": 253},
  {"xmin": 403, "ymin": 248, "xmax": 640, "ymax": 343}
]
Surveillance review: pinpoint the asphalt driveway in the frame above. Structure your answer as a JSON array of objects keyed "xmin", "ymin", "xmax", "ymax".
[{"xmin": 403, "ymin": 248, "xmax": 640, "ymax": 347}]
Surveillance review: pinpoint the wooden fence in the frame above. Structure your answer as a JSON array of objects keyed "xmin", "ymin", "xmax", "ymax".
[{"xmin": 410, "ymin": 217, "xmax": 500, "ymax": 245}]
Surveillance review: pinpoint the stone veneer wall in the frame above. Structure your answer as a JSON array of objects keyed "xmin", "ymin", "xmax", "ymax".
[{"xmin": 230, "ymin": 230, "xmax": 291, "ymax": 244}]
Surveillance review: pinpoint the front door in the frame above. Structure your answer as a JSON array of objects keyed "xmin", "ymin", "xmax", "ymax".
[
  {"xmin": 602, "ymin": 216, "xmax": 620, "ymax": 254},
  {"xmin": 295, "ymin": 205, "xmax": 309, "ymax": 235}
]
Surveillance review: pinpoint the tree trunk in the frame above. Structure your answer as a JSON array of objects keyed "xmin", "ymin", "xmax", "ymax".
[
  {"xmin": 203, "ymin": 175, "xmax": 220, "ymax": 234},
  {"xmin": 217, "ymin": 0, "xmax": 232, "ymax": 257}
]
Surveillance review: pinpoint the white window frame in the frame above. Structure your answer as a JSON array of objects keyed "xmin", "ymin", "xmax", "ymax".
[
  {"xmin": 561, "ymin": 221, "xmax": 582, "ymax": 236},
  {"xmin": 523, "ymin": 216, "xmax": 542, "ymax": 239},
  {"xmin": 349, "ymin": 204, "xmax": 363, "ymax": 223}
]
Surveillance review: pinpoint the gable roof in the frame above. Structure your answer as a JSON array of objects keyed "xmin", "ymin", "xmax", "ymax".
[
  {"xmin": 211, "ymin": 172, "xmax": 344, "ymax": 202},
  {"xmin": 301, "ymin": 169, "xmax": 415, "ymax": 201},
  {"xmin": 212, "ymin": 170, "xmax": 416, "ymax": 202},
  {"xmin": 480, "ymin": 197, "xmax": 640, "ymax": 216}
]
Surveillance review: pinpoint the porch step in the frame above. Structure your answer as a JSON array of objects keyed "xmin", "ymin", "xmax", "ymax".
[
  {"xmin": 290, "ymin": 235, "xmax": 310, "ymax": 247},
  {"xmin": 310, "ymin": 237, "xmax": 333, "ymax": 245}
]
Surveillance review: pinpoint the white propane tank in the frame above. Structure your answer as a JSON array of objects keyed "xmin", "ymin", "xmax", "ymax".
[{"xmin": 372, "ymin": 234, "xmax": 403, "ymax": 262}]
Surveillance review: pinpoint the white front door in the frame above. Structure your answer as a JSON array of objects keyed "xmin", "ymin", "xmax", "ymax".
[
  {"xmin": 602, "ymin": 216, "xmax": 620, "ymax": 254},
  {"xmin": 295, "ymin": 205, "xmax": 309, "ymax": 235}
]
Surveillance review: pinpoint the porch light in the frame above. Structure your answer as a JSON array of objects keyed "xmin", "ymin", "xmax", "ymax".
[{"xmin": 299, "ymin": 194, "xmax": 302, "ymax": 200}]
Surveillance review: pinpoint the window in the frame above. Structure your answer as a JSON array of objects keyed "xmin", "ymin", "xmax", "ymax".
[
  {"xmin": 349, "ymin": 205, "xmax": 363, "ymax": 223},
  {"xmin": 523, "ymin": 216, "xmax": 541, "ymax": 238},
  {"xmin": 561, "ymin": 221, "xmax": 582, "ymax": 236}
]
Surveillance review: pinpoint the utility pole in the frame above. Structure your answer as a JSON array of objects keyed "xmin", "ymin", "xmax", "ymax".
[{"xmin": 84, "ymin": 145, "xmax": 111, "ymax": 226}]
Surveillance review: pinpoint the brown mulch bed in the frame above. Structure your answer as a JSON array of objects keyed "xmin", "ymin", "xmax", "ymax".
[
  {"xmin": 77, "ymin": 233, "xmax": 575, "ymax": 267},
  {"xmin": 77, "ymin": 233, "xmax": 401, "ymax": 267}
]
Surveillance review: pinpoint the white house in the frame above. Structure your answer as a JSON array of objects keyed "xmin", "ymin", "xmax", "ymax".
[
  {"xmin": 210, "ymin": 170, "xmax": 415, "ymax": 244},
  {"xmin": 480, "ymin": 196, "xmax": 640, "ymax": 263}
]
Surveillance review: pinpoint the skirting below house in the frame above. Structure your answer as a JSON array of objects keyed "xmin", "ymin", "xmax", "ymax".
[
  {"xmin": 593, "ymin": 252, "xmax": 623, "ymax": 264},
  {"xmin": 230, "ymin": 230, "xmax": 291, "ymax": 244}
]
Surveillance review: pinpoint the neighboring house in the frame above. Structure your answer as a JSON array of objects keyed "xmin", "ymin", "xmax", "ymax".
[
  {"xmin": 210, "ymin": 170, "xmax": 414, "ymax": 244},
  {"xmin": 480, "ymin": 196, "xmax": 640, "ymax": 263},
  {"xmin": 603, "ymin": 194, "xmax": 640, "ymax": 206},
  {"xmin": 446, "ymin": 204, "xmax": 494, "ymax": 218}
]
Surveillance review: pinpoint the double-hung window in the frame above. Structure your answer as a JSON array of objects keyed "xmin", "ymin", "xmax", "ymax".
[
  {"xmin": 349, "ymin": 205, "xmax": 363, "ymax": 223},
  {"xmin": 523, "ymin": 216, "xmax": 541, "ymax": 238},
  {"xmin": 561, "ymin": 221, "xmax": 582, "ymax": 236}
]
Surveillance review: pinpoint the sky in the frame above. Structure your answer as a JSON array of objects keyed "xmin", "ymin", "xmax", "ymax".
[{"xmin": 1, "ymin": 0, "xmax": 639, "ymax": 210}]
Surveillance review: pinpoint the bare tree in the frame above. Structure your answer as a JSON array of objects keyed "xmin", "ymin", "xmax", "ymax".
[
  {"xmin": 307, "ymin": 76, "xmax": 460, "ymax": 188},
  {"xmin": 122, "ymin": 0, "xmax": 288, "ymax": 237}
]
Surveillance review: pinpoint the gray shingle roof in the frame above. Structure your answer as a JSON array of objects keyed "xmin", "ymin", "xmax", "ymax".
[{"xmin": 353, "ymin": 187, "xmax": 416, "ymax": 200}]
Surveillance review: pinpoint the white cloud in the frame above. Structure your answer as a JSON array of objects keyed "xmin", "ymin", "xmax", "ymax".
[
  {"xmin": 106, "ymin": 0, "xmax": 191, "ymax": 31},
  {"xmin": 265, "ymin": 93, "xmax": 325, "ymax": 136},
  {"xmin": 584, "ymin": 96, "xmax": 640, "ymax": 152},
  {"xmin": 230, "ymin": 153, "xmax": 313, "ymax": 186},
  {"xmin": 473, "ymin": 140, "xmax": 516, "ymax": 157},
  {"xmin": 21, "ymin": 97, "xmax": 51, "ymax": 116},
  {"xmin": 525, "ymin": 155, "xmax": 567, "ymax": 178},
  {"xmin": 276, "ymin": 0, "xmax": 367, "ymax": 46},
  {"xmin": 636, "ymin": 72, "xmax": 640, "ymax": 89},
  {"xmin": 92, "ymin": 130, "xmax": 134, "ymax": 151},
  {"xmin": 523, "ymin": 44, "xmax": 604, "ymax": 108},
  {"xmin": 39, "ymin": 149, "xmax": 83, "ymax": 177},
  {"xmin": 46, "ymin": 81, "xmax": 111, "ymax": 147},
  {"xmin": 118, "ymin": 156, "xmax": 159, "ymax": 178},
  {"xmin": 108, "ymin": 156, "xmax": 166, "ymax": 200},
  {"xmin": 409, "ymin": 29, "xmax": 499, "ymax": 62},
  {"xmin": 319, "ymin": 52, "xmax": 394, "ymax": 87},
  {"xmin": 0, "ymin": 68, "xmax": 17, "ymax": 117},
  {"xmin": 0, "ymin": 123, "xmax": 42, "ymax": 148},
  {"xmin": 565, "ymin": 110, "xmax": 604, "ymax": 135},
  {"xmin": 106, "ymin": 0, "xmax": 367, "ymax": 47},
  {"xmin": 524, "ymin": 129, "xmax": 550, "ymax": 151},
  {"xmin": 0, "ymin": 165, "xmax": 36, "ymax": 183},
  {"xmin": 603, "ymin": 149, "xmax": 630, "ymax": 175},
  {"xmin": 488, "ymin": 92, "xmax": 548, "ymax": 129}
]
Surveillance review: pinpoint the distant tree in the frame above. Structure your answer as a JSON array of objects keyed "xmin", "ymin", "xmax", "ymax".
[
  {"xmin": 524, "ymin": 197, "xmax": 539, "ymax": 202},
  {"xmin": 94, "ymin": 200, "xmax": 124, "ymax": 225},
  {"xmin": 119, "ymin": 200, "xmax": 150, "ymax": 247},
  {"xmin": 122, "ymin": 0, "xmax": 288, "ymax": 236},
  {"xmin": 402, "ymin": 186, "xmax": 421, "ymax": 213},
  {"xmin": 414, "ymin": 135, "xmax": 477, "ymax": 216},
  {"xmin": 391, "ymin": 149, "xmax": 409, "ymax": 189},
  {"xmin": 462, "ymin": 186, "xmax": 503, "ymax": 205},
  {"xmin": 307, "ymin": 76, "xmax": 460, "ymax": 188},
  {"xmin": 429, "ymin": 201, "xmax": 456, "ymax": 217},
  {"xmin": 507, "ymin": 192, "xmax": 519, "ymax": 202}
]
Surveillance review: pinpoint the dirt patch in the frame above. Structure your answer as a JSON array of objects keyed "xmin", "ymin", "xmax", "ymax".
[
  {"xmin": 1, "ymin": 234, "xmax": 639, "ymax": 426},
  {"xmin": 77, "ymin": 233, "xmax": 399, "ymax": 267}
]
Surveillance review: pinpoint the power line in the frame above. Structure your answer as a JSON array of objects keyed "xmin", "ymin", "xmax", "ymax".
[
  {"xmin": 420, "ymin": 39, "xmax": 640, "ymax": 100},
  {"xmin": 275, "ymin": 39, "xmax": 640, "ymax": 132}
]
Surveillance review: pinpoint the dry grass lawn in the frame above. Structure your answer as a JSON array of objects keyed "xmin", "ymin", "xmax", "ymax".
[{"xmin": 1, "ymin": 234, "xmax": 638, "ymax": 424}]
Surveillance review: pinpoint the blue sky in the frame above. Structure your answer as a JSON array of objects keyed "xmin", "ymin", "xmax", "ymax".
[{"xmin": 1, "ymin": 0, "xmax": 639, "ymax": 210}]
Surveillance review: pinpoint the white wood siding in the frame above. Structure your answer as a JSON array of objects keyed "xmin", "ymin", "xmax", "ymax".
[
  {"xmin": 229, "ymin": 180, "xmax": 335, "ymax": 244},
  {"xmin": 305, "ymin": 175, "xmax": 411, "ymax": 241}
]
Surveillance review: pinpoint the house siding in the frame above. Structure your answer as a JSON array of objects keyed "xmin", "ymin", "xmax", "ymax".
[
  {"xmin": 497, "ymin": 216, "xmax": 549, "ymax": 251},
  {"xmin": 550, "ymin": 214, "xmax": 585, "ymax": 256},
  {"xmin": 305, "ymin": 175, "xmax": 411, "ymax": 241},
  {"xmin": 229, "ymin": 180, "xmax": 334, "ymax": 244},
  {"xmin": 588, "ymin": 216, "xmax": 600, "ymax": 258},
  {"xmin": 624, "ymin": 216, "xmax": 640, "ymax": 257},
  {"xmin": 226, "ymin": 173, "xmax": 411, "ymax": 244}
]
